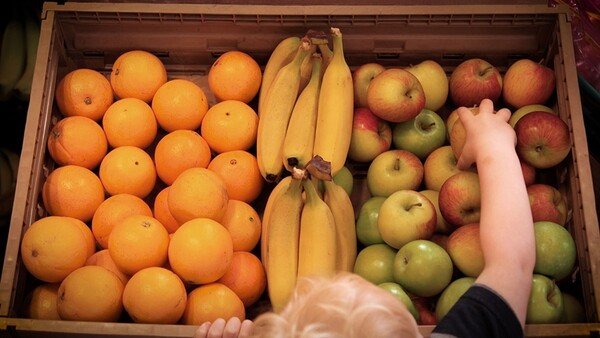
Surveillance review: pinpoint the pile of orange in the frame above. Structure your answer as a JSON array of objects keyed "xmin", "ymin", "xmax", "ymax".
[{"xmin": 22, "ymin": 48, "xmax": 267, "ymax": 325}]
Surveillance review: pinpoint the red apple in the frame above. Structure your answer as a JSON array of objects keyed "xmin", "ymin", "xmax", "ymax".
[
  {"xmin": 353, "ymin": 63, "xmax": 386, "ymax": 108},
  {"xmin": 515, "ymin": 111, "xmax": 571, "ymax": 169},
  {"xmin": 527, "ymin": 183, "xmax": 568, "ymax": 226},
  {"xmin": 502, "ymin": 59, "xmax": 556, "ymax": 109},
  {"xmin": 446, "ymin": 222, "xmax": 484, "ymax": 277},
  {"xmin": 348, "ymin": 107, "xmax": 392, "ymax": 163},
  {"xmin": 520, "ymin": 158, "xmax": 537, "ymax": 186},
  {"xmin": 438, "ymin": 171, "xmax": 481, "ymax": 229},
  {"xmin": 367, "ymin": 68, "xmax": 426, "ymax": 123},
  {"xmin": 449, "ymin": 58, "xmax": 502, "ymax": 108}
]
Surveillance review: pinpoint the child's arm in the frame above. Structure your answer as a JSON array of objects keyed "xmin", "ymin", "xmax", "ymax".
[{"xmin": 456, "ymin": 98, "xmax": 535, "ymax": 328}]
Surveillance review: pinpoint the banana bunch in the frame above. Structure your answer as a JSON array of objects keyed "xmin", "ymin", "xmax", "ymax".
[
  {"xmin": 261, "ymin": 171, "xmax": 357, "ymax": 313},
  {"xmin": 256, "ymin": 27, "xmax": 354, "ymax": 183},
  {"xmin": 0, "ymin": 4, "xmax": 41, "ymax": 102}
]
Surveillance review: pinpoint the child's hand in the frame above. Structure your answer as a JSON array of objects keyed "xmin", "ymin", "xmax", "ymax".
[
  {"xmin": 456, "ymin": 98, "xmax": 515, "ymax": 170},
  {"xmin": 194, "ymin": 317, "xmax": 254, "ymax": 338}
]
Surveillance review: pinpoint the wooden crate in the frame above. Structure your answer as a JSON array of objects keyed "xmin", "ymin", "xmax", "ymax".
[{"xmin": 1, "ymin": 2, "xmax": 599, "ymax": 337}]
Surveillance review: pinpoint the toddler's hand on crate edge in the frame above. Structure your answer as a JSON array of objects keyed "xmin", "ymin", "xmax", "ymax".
[{"xmin": 194, "ymin": 317, "xmax": 254, "ymax": 338}]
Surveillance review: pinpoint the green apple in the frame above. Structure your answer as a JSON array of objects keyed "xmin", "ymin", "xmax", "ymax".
[
  {"xmin": 367, "ymin": 68, "xmax": 426, "ymax": 123},
  {"xmin": 348, "ymin": 107, "xmax": 393, "ymax": 163},
  {"xmin": 378, "ymin": 281, "xmax": 420, "ymax": 322},
  {"xmin": 367, "ymin": 149, "xmax": 424, "ymax": 197},
  {"xmin": 332, "ymin": 165, "xmax": 353, "ymax": 196},
  {"xmin": 438, "ymin": 171, "xmax": 481, "ymax": 229},
  {"xmin": 356, "ymin": 196, "xmax": 386, "ymax": 246},
  {"xmin": 509, "ymin": 104, "xmax": 555, "ymax": 128},
  {"xmin": 423, "ymin": 145, "xmax": 468, "ymax": 192},
  {"xmin": 353, "ymin": 62, "xmax": 386, "ymax": 108},
  {"xmin": 378, "ymin": 190, "xmax": 436, "ymax": 249},
  {"xmin": 533, "ymin": 221, "xmax": 576, "ymax": 281},
  {"xmin": 560, "ymin": 292, "xmax": 586, "ymax": 323},
  {"xmin": 392, "ymin": 109, "xmax": 447, "ymax": 161},
  {"xmin": 446, "ymin": 223, "xmax": 484, "ymax": 277},
  {"xmin": 353, "ymin": 243, "xmax": 397, "ymax": 285},
  {"xmin": 526, "ymin": 273, "xmax": 564, "ymax": 324},
  {"xmin": 527, "ymin": 183, "xmax": 567, "ymax": 226},
  {"xmin": 419, "ymin": 189, "xmax": 453, "ymax": 234},
  {"xmin": 393, "ymin": 239, "xmax": 453, "ymax": 297},
  {"xmin": 406, "ymin": 60, "xmax": 449, "ymax": 112},
  {"xmin": 435, "ymin": 276, "xmax": 476, "ymax": 321}
]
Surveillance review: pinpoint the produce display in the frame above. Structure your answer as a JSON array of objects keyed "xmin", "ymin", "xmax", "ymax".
[{"xmin": 17, "ymin": 22, "xmax": 587, "ymax": 328}]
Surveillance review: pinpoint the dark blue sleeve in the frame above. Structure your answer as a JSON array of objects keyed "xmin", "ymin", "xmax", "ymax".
[{"xmin": 431, "ymin": 284, "xmax": 524, "ymax": 338}]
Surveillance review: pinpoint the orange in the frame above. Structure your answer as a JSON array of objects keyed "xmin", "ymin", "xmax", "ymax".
[
  {"xmin": 168, "ymin": 218, "xmax": 233, "ymax": 285},
  {"xmin": 218, "ymin": 251, "xmax": 266, "ymax": 307},
  {"xmin": 122, "ymin": 266, "xmax": 187, "ymax": 324},
  {"xmin": 168, "ymin": 167, "xmax": 229, "ymax": 224},
  {"xmin": 207, "ymin": 150, "xmax": 264, "ymax": 204},
  {"xmin": 200, "ymin": 100, "xmax": 259, "ymax": 154},
  {"xmin": 57, "ymin": 265, "xmax": 124, "ymax": 322},
  {"xmin": 108, "ymin": 214, "xmax": 170, "ymax": 276},
  {"xmin": 20, "ymin": 216, "xmax": 94, "ymax": 283},
  {"xmin": 207, "ymin": 51, "xmax": 262, "ymax": 103},
  {"xmin": 42, "ymin": 165, "xmax": 106, "ymax": 223},
  {"xmin": 91, "ymin": 193, "xmax": 153, "ymax": 249},
  {"xmin": 99, "ymin": 146, "xmax": 157, "ymax": 199},
  {"xmin": 47, "ymin": 116, "xmax": 108, "ymax": 170},
  {"xmin": 110, "ymin": 50, "xmax": 167, "ymax": 102},
  {"xmin": 86, "ymin": 249, "xmax": 130, "ymax": 285},
  {"xmin": 153, "ymin": 186, "xmax": 182, "ymax": 234},
  {"xmin": 181, "ymin": 283, "xmax": 245, "ymax": 325},
  {"xmin": 54, "ymin": 68, "xmax": 114, "ymax": 121},
  {"xmin": 102, "ymin": 97, "xmax": 158, "ymax": 149},
  {"xmin": 220, "ymin": 199, "xmax": 261, "ymax": 252},
  {"xmin": 152, "ymin": 79, "xmax": 209, "ymax": 132},
  {"xmin": 23, "ymin": 283, "xmax": 61, "ymax": 320},
  {"xmin": 154, "ymin": 130, "xmax": 212, "ymax": 185}
]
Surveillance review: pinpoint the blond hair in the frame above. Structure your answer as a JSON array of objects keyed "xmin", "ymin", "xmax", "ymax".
[{"xmin": 251, "ymin": 273, "xmax": 422, "ymax": 338}]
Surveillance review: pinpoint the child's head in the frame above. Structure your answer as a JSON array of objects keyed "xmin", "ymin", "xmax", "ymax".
[{"xmin": 252, "ymin": 272, "xmax": 423, "ymax": 338}]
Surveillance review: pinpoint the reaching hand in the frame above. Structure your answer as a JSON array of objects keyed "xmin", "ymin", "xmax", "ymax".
[
  {"xmin": 194, "ymin": 317, "xmax": 254, "ymax": 338},
  {"xmin": 455, "ymin": 98, "xmax": 515, "ymax": 170}
]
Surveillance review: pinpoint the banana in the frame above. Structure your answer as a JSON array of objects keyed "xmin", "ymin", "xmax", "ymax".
[
  {"xmin": 0, "ymin": 18, "xmax": 27, "ymax": 101},
  {"xmin": 298, "ymin": 44, "xmax": 317, "ymax": 94},
  {"xmin": 256, "ymin": 38, "xmax": 313, "ymax": 183},
  {"xmin": 323, "ymin": 180, "xmax": 357, "ymax": 272},
  {"xmin": 260, "ymin": 175, "xmax": 293, "ymax": 271},
  {"xmin": 258, "ymin": 36, "xmax": 301, "ymax": 116},
  {"xmin": 317, "ymin": 42, "xmax": 333, "ymax": 77},
  {"xmin": 282, "ymin": 53, "xmax": 323, "ymax": 172},
  {"xmin": 14, "ymin": 10, "xmax": 40, "ymax": 101},
  {"xmin": 297, "ymin": 179, "xmax": 337, "ymax": 279},
  {"xmin": 313, "ymin": 27, "xmax": 354, "ymax": 176},
  {"xmin": 265, "ymin": 177, "xmax": 304, "ymax": 313}
]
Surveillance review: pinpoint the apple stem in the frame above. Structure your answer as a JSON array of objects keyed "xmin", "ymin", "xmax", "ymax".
[
  {"xmin": 394, "ymin": 157, "xmax": 401, "ymax": 171},
  {"xmin": 406, "ymin": 202, "xmax": 423, "ymax": 211},
  {"xmin": 479, "ymin": 66, "xmax": 494, "ymax": 76}
]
